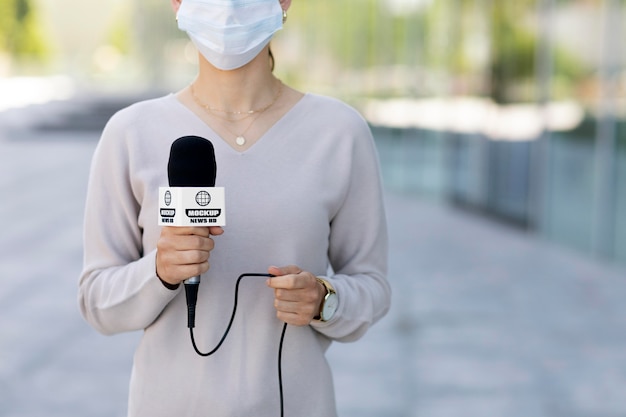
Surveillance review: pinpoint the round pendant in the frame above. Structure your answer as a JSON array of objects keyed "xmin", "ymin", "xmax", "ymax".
[{"xmin": 235, "ymin": 136, "xmax": 246, "ymax": 146}]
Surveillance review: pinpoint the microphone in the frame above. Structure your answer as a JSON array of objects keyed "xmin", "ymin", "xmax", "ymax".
[
  {"xmin": 166, "ymin": 136, "xmax": 217, "ymax": 286},
  {"xmin": 163, "ymin": 138, "xmax": 286, "ymax": 414},
  {"xmin": 159, "ymin": 135, "xmax": 224, "ymax": 328}
]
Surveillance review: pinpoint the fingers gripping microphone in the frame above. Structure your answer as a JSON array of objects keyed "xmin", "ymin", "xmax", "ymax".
[{"xmin": 164, "ymin": 136, "xmax": 219, "ymax": 328}]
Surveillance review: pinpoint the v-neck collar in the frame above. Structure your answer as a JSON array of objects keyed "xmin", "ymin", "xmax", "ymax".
[{"xmin": 168, "ymin": 92, "xmax": 309, "ymax": 156}]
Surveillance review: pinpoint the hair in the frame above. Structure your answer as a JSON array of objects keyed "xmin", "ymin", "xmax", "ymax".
[{"xmin": 269, "ymin": 45, "xmax": 275, "ymax": 72}]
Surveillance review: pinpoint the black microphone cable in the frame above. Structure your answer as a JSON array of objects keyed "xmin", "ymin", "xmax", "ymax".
[{"xmin": 184, "ymin": 273, "xmax": 287, "ymax": 417}]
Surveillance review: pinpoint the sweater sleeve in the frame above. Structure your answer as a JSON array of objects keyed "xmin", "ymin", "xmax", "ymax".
[
  {"xmin": 310, "ymin": 117, "xmax": 391, "ymax": 343},
  {"xmin": 78, "ymin": 113, "xmax": 179, "ymax": 335}
]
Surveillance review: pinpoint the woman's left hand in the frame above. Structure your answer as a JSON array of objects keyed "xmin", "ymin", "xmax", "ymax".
[{"xmin": 266, "ymin": 265, "xmax": 326, "ymax": 326}]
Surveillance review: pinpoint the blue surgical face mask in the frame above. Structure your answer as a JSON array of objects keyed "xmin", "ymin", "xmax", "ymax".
[{"xmin": 177, "ymin": 0, "xmax": 284, "ymax": 70}]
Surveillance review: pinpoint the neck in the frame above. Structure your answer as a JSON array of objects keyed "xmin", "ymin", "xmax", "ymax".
[{"xmin": 193, "ymin": 47, "xmax": 279, "ymax": 113}]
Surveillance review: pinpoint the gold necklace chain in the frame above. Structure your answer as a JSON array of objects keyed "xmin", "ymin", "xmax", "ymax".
[
  {"xmin": 219, "ymin": 112, "xmax": 263, "ymax": 147},
  {"xmin": 190, "ymin": 81, "xmax": 284, "ymax": 147},
  {"xmin": 190, "ymin": 80, "xmax": 283, "ymax": 117}
]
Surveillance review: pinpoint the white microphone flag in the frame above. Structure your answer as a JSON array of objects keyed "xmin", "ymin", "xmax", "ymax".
[{"xmin": 158, "ymin": 187, "xmax": 226, "ymax": 226}]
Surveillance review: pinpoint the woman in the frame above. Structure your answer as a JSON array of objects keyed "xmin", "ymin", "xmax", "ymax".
[{"xmin": 78, "ymin": 0, "xmax": 390, "ymax": 415}]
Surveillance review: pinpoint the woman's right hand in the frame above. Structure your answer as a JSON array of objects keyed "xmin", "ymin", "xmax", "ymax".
[{"xmin": 156, "ymin": 226, "xmax": 224, "ymax": 286}]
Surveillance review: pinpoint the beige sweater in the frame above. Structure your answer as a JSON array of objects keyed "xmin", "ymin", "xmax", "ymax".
[{"xmin": 79, "ymin": 93, "xmax": 390, "ymax": 417}]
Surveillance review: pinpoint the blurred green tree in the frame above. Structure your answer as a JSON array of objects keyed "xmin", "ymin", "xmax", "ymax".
[
  {"xmin": 421, "ymin": 0, "xmax": 587, "ymax": 103},
  {"xmin": 290, "ymin": 0, "xmax": 587, "ymax": 102},
  {"xmin": 489, "ymin": 0, "xmax": 538, "ymax": 103},
  {"xmin": 492, "ymin": 0, "xmax": 588, "ymax": 103},
  {"xmin": 0, "ymin": 0, "xmax": 47, "ymax": 60},
  {"xmin": 296, "ymin": 0, "xmax": 422, "ymax": 70}
]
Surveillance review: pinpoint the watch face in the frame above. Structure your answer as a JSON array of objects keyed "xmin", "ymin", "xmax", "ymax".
[{"xmin": 322, "ymin": 293, "xmax": 338, "ymax": 321}]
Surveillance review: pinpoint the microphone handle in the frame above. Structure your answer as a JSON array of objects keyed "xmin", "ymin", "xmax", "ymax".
[{"xmin": 184, "ymin": 277, "xmax": 200, "ymax": 329}]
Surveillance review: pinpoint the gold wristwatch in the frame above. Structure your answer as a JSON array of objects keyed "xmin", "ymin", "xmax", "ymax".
[{"xmin": 315, "ymin": 278, "xmax": 338, "ymax": 322}]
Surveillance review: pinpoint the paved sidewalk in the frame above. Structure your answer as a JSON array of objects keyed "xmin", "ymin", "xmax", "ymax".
[{"xmin": 1, "ymin": 98, "xmax": 625, "ymax": 417}]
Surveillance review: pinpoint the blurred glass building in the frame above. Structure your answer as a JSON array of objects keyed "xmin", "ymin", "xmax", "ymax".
[
  {"xmin": 284, "ymin": 0, "xmax": 626, "ymax": 267},
  {"xmin": 2, "ymin": 0, "xmax": 625, "ymax": 266}
]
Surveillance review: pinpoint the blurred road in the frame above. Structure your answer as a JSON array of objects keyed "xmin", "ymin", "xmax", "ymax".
[{"xmin": 1, "ymin": 96, "xmax": 625, "ymax": 417}]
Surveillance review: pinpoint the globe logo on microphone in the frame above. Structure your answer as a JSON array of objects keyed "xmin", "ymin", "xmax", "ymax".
[
  {"xmin": 195, "ymin": 191, "xmax": 211, "ymax": 206},
  {"xmin": 164, "ymin": 190, "xmax": 172, "ymax": 206}
]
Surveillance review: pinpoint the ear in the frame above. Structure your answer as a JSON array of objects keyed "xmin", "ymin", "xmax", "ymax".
[
  {"xmin": 279, "ymin": 0, "xmax": 292, "ymax": 11},
  {"xmin": 171, "ymin": 0, "xmax": 182, "ymax": 13}
]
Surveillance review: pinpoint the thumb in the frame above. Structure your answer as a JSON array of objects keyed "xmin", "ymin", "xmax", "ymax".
[
  {"xmin": 267, "ymin": 265, "xmax": 301, "ymax": 277},
  {"xmin": 209, "ymin": 226, "xmax": 224, "ymax": 236}
]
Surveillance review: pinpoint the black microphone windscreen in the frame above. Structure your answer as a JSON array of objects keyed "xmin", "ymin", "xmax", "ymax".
[{"xmin": 168, "ymin": 136, "xmax": 217, "ymax": 187}]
